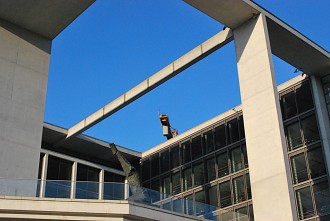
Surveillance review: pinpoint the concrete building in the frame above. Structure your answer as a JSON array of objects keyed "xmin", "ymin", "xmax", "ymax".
[{"xmin": 0, "ymin": 0, "xmax": 329, "ymax": 221}]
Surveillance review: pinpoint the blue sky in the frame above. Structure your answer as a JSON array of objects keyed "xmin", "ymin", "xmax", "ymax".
[{"xmin": 45, "ymin": 0, "xmax": 330, "ymax": 152}]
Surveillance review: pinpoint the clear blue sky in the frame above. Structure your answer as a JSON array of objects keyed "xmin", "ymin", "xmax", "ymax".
[{"xmin": 45, "ymin": 0, "xmax": 330, "ymax": 152}]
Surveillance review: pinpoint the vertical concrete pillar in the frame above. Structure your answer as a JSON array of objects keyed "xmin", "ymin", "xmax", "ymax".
[
  {"xmin": 39, "ymin": 154, "xmax": 48, "ymax": 197},
  {"xmin": 71, "ymin": 162, "xmax": 77, "ymax": 199},
  {"xmin": 310, "ymin": 76, "xmax": 330, "ymax": 178},
  {"xmin": 234, "ymin": 14, "xmax": 297, "ymax": 220},
  {"xmin": 0, "ymin": 19, "xmax": 51, "ymax": 196}
]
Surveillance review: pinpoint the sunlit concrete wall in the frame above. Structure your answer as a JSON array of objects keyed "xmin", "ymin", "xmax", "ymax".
[{"xmin": 0, "ymin": 18, "xmax": 51, "ymax": 196}]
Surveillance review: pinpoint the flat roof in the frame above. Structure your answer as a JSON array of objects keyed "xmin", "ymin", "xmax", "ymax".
[
  {"xmin": 0, "ymin": 0, "xmax": 95, "ymax": 39},
  {"xmin": 184, "ymin": 0, "xmax": 330, "ymax": 76}
]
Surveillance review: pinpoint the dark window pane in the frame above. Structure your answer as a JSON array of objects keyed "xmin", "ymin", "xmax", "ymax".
[
  {"xmin": 291, "ymin": 154, "xmax": 308, "ymax": 184},
  {"xmin": 249, "ymin": 205, "xmax": 255, "ymax": 221},
  {"xmin": 76, "ymin": 164, "xmax": 100, "ymax": 199},
  {"xmin": 313, "ymin": 181, "xmax": 330, "ymax": 216},
  {"xmin": 235, "ymin": 206, "xmax": 248, "ymax": 221},
  {"xmin": 162, "ymin": 176, "xmax": 170, "ymax": 197},
  {"xmin": 219, "ymin": 181, "xmax": 232, "ymax": 208},
  {"xmin": 308, "ymin": 147, "xmax": 327, "ymax": 179},
  {"xmin": 45, "ymin": 180, "xmax": 71, "ymax": 198},
  {"xmin": 296, "ymin": 83, "xmax": 314, "ymax": 113},
  {"xmin": 233, "ymin": 176, "xmax": 246, "ymax": 203},
  {"xmin": 161, "ymin": 150, "xmax": 170, "ymax": 173},
  {"xmin": 228, "ymin": 119, "xmax": 239, "ymax": 144},
  {"xmin": 104, "ymin": 171, "xmax": 124, "ymax": 200},
  {"xmin": 172, "ymin": 172, "xmax": 181, "ymax": 195},
  {"xmin": 191, "ymin": 136, "xmax": 203, "ymax": 160},
  {"xmin": 281, "ymin": 91, "xmax": 297, "ymax": 119},
  {"xmin": 38, "ymin": 154, "xmax": 44, "ymax": 179},
  {"xmin": 47, "ymin": 156, "xmax": 72, "ymax": 181},
  {"xmin": 246, "ymin": 174, "xmax": 252, "ymax": 199},
  {"xmin": 195, "ymin": 190, "xmax": 206, "ymax": 216},
  {"xmin": 204, "ymin": 130, "xmax": 214, "ymax": 153},
  {"xmin": 141, "ymin": 159, "xmax": 150, "ymax": 181},
  {"xmin": 193, "ymin": 163, "xmax": 204, "ymax": 186},
  {"xmin": 150, "ymin": 154, "xmax": 160, "ymax": 177},
  {"xmin": 151, "ymin": 179, "xmax": 160, "ymax": 192},
  {"xmin": 217, "ymin": 152, "xmax": 229, "ymax": 178},
  {"xmin": 230, "ymin": 147, "xmax": 243, "ymax": 173},
  {"xmin": 171, "ymin": 145, "xmax": 180, "ymax": 169},
  {"xmin": 59, "ymin": 159, "xmax": 73, "ymax": 181},
  {"xmin": 183, "ymin": 167, "xmax": 192, "ymax": 191},
  {"xmin": 238, "ymin": 116, "xmax": 245, "ymax": 139},
  {"xmin": 173, "ymin": 197, "xmax": 183, "ymax": 213},
  {"xmin": 207, "ymin": 185, "xmax": 218, "ymax": 207},
  {"xmin": 242, "ymin": 144, "xmax": 248, "ymax": 168},
  {"xmin": 206, "ymin": 157, "xmax": 216, "ymax": 182},
  {"xmin": 215, "ymin": 125, "xmax": 226, "ymax": 149},
  {"xmin": 182, "ymin": 141, "xmax": 191, "ymax": 164},
  {"xmin": 286, "ymin": 122, "xmax": 302, "ymax": 150},
  {"xmin": 301, "ymin": 115, "xmax": 320, "ymax": 145},
  {"xmin": 296, "ymin": 187, "xmax": 315, "ymax": 219},
  {"xmin": 221, "ymin": 211, "xmax": 234, "ymax": 221}
]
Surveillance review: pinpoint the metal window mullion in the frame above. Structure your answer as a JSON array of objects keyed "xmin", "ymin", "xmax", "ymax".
[
  {"xmin": 70, "ymin": 162, "xmax": 77, "ymax": 199},
  {"xmin": 39, "ymin": 153, "xmax": 48, "ymax": 198},
  {"xmin": 99, "ymin": 170, "xmax": 104, "ymax": 200}
]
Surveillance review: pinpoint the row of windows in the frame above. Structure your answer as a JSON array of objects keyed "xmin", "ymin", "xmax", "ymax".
[
  {"xmin": 321, "ymin": 74, "xmax": 330, "ymax": 119},
  {"xmin": 141, "ymin": 116, "xmax": 245, "ymax": 181},
  {"xmin": 280, "ymin": 79, "xmax": 330, "ymax": 220},
  {"xmin": 144, "ymin": 143, "xmax": 248, "ymax": 196},
  {"xmin": 38, "ymin": 154, "xmax": 125, "ymax": 199}
]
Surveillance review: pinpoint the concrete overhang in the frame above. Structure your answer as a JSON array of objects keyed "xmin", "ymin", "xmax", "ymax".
[
  {"xmin": 184, "ymin": 0, "xmax": 330, "ymax": 76},
  {"xmin": 42, "ymin": 123, "xmax": 141, "ymax": 167},
  {"xmin": 0, "ymin": 0, "xmax": 95, "ymax": 40}
]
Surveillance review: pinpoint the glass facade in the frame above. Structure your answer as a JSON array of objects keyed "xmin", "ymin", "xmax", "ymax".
[
  {"xmin": 280, "ymin": 79, "xmax": 330, "ymax": 220},
  {"xmin": 141, "ymin": 115, "xmax": 253, "ymax": 218},
  {"xmin": 321, "ymin": 74, "xmax": 330, "ymax": 120}
]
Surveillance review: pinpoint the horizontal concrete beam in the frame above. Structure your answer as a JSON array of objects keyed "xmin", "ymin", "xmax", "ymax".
[{"xmin": 55, "ymin": 29, "xmax": 233, "ymax": 147}]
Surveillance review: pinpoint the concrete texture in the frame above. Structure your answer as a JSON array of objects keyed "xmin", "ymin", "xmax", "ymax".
[
  {"xmin": 0, "ymin": 19, "xmax": 51, "ymax": 196},
  {"xmin": 0, "ymin": 0, "xmax": 95, "ymax": 40},
  {"xmin": 234, "ymin": 14, "xmax": 297, "ymax": 220},
  {"xmin": 0, "ymin": 197, "xmax": 206, "ymax": 221},
  {"xmin": 60, "ymin": 29, "xmax": 234, "ymax": 144}
]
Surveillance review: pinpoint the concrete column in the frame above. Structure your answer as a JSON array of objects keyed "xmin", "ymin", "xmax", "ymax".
[
  {"xmin": 71, "ymin": 162, "xmax": 77, "ymax": 199},
  {"xmin": 310, "ymin": 76, "xmax": 330, "ymax": 179},
  {"xmin": 99, "ymin": 170, "xmax": 104, "ymax": 200},
  {"xmin": 0, "ymin": 19, "xmax": 51, "ymax": 196},
  {"xmin": 234, "ymin": 14, "xmax": 297, "ymax": 220}
]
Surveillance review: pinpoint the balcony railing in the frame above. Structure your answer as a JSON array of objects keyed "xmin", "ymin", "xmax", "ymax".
[{"xmin": 0, "ymin": 179, "xmax": 256, "ymax": 220}]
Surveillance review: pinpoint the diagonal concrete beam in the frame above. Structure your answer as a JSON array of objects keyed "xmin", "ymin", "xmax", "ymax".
[{"xmin": 55, "ymin": 29, "xmax": 233, "ymax": 147}]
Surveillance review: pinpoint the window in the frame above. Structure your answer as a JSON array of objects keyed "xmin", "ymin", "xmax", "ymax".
[
  {"xmin": 150, "ymin": 153, "xmax": 159, "ymax": 177},
  {"xmin": 45, "ymin": 155, "xmax": 72, "ymax": 198},
  {"xmin": 233, "ymin": 176, "xmax": 246, "ymax": 203},
  {"xmin": 291, "ymin": 154, "xmax": 308, "ymax": 184},
  {"xmin": 103, "ymin": 171, "xmax": 125, "ymax": 200},
  {"xmin": 246, "ymin": 174, "xmax": 252, "ymax": 199},
  {"xmin": 141, "ymin": 159, "xmax": 150, "ymax": 181},
  {"xmin": 206, "ymin": 157, "xmax": 216, "ymax": 182},
  {"xmin": 286, "ymin": 122, "xmax": 302, "ymax": 150},
  {"xmin": 242, "ymin": 144, "xmax": 248, "ymax": 168},
  {"xmin": 183, "ymin": 167, "xmax": 192, "ymax": 191},
  {"xmin": 301, "ymin": 115, "xmax": 320, "ymax": 145},
  {"xmin": 207, "ymin": 185, "xmax": 218, "ymax": 207},
  {"xmin": 281, "ymin": 91, "xmax": 297, "ymax": 120},
  {"xmin": 76, "ymin": 164, "xmax": 100, "ymax": 199},
  {"xmin": 217, "ymin": 152, "xmax": 229, "ymax": 178},
  {"xmin": 171, "ymin": 145, "xmax": 180, "ymax": 169},
  {"xmin": 172, "ymin": 171, "xmax": 181, "ymax": 195},
  {"xmin": 204, "ymin": 130, "xmax": 214, "ymax": 153},
  {"xmin": 214, "ymin": 124, "xmax": 226, "ymax": 149},
  {"xmin": 238, "ymin": 116, "xmax": 245, "ymax": 139},
  {"xmin": 195, "ymin": 190, "xmax": 206, "ymax": 215},
  {"xmin": 296, "ymin": 187, "xmax": 314, "ymax": 219},
  {"xmin": 182, "ymin": 141, "xmax": 191, "ymax": 164},
  {"xmin": 184, "ymin": 194, "xmax": 194, "ymax": 215},
  {"xmin": 295, "ymin": 83, "xmax": 314, "ymax": 114},
  {"xmin": 313, "ymin": 181, "xmax": 330, "ymax": 216},
  {"xmin": 228, "ymin": 119, "xmax": 239, "ymax": 144},
  {"xmin": 219, "ymin": 181, "xmax": 232, "ymax": 208},
  {"xmin": 191, "ymin": 136, "xmax": 203, "ymax": 160},
  {"xmin": 235, "ymin": 206, "xmax": 248, "ymax": 221},
  {"xmin": 307, "ymin": 147, "xmax": 327, "ymax": 179},
  {"xmin": 230, "ymin": 147, "xmax": 243, "ymax": 173},
  {"xmin": 160, "ymin": 150, "xmax": 170, "ymax": 173},
  {"xmin": 193, "ymin": 163, "xmax": 204, "ymax": 186},
  {"xmin": 162, "ymin": 176, "xmax": 170, "ymax": 198}
]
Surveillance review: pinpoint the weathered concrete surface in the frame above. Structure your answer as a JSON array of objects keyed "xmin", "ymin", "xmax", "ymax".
[
  {"xmin": 0, "ymin": 19, "xmax": 51, "ymax": 196},
  {"xmin": 234, "ymin": 14, "xmax": 297, "ymax": 221}
]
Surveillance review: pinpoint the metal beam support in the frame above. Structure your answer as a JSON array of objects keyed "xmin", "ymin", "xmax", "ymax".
[{"xmin": 55, "ymin": 29, "xmax": 233, "ymax": 147}]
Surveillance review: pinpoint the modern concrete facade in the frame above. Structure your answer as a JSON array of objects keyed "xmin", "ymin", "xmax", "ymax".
[{"xmin": 0, "ymin": 1, "xmax": 330, "ymax": 221}]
